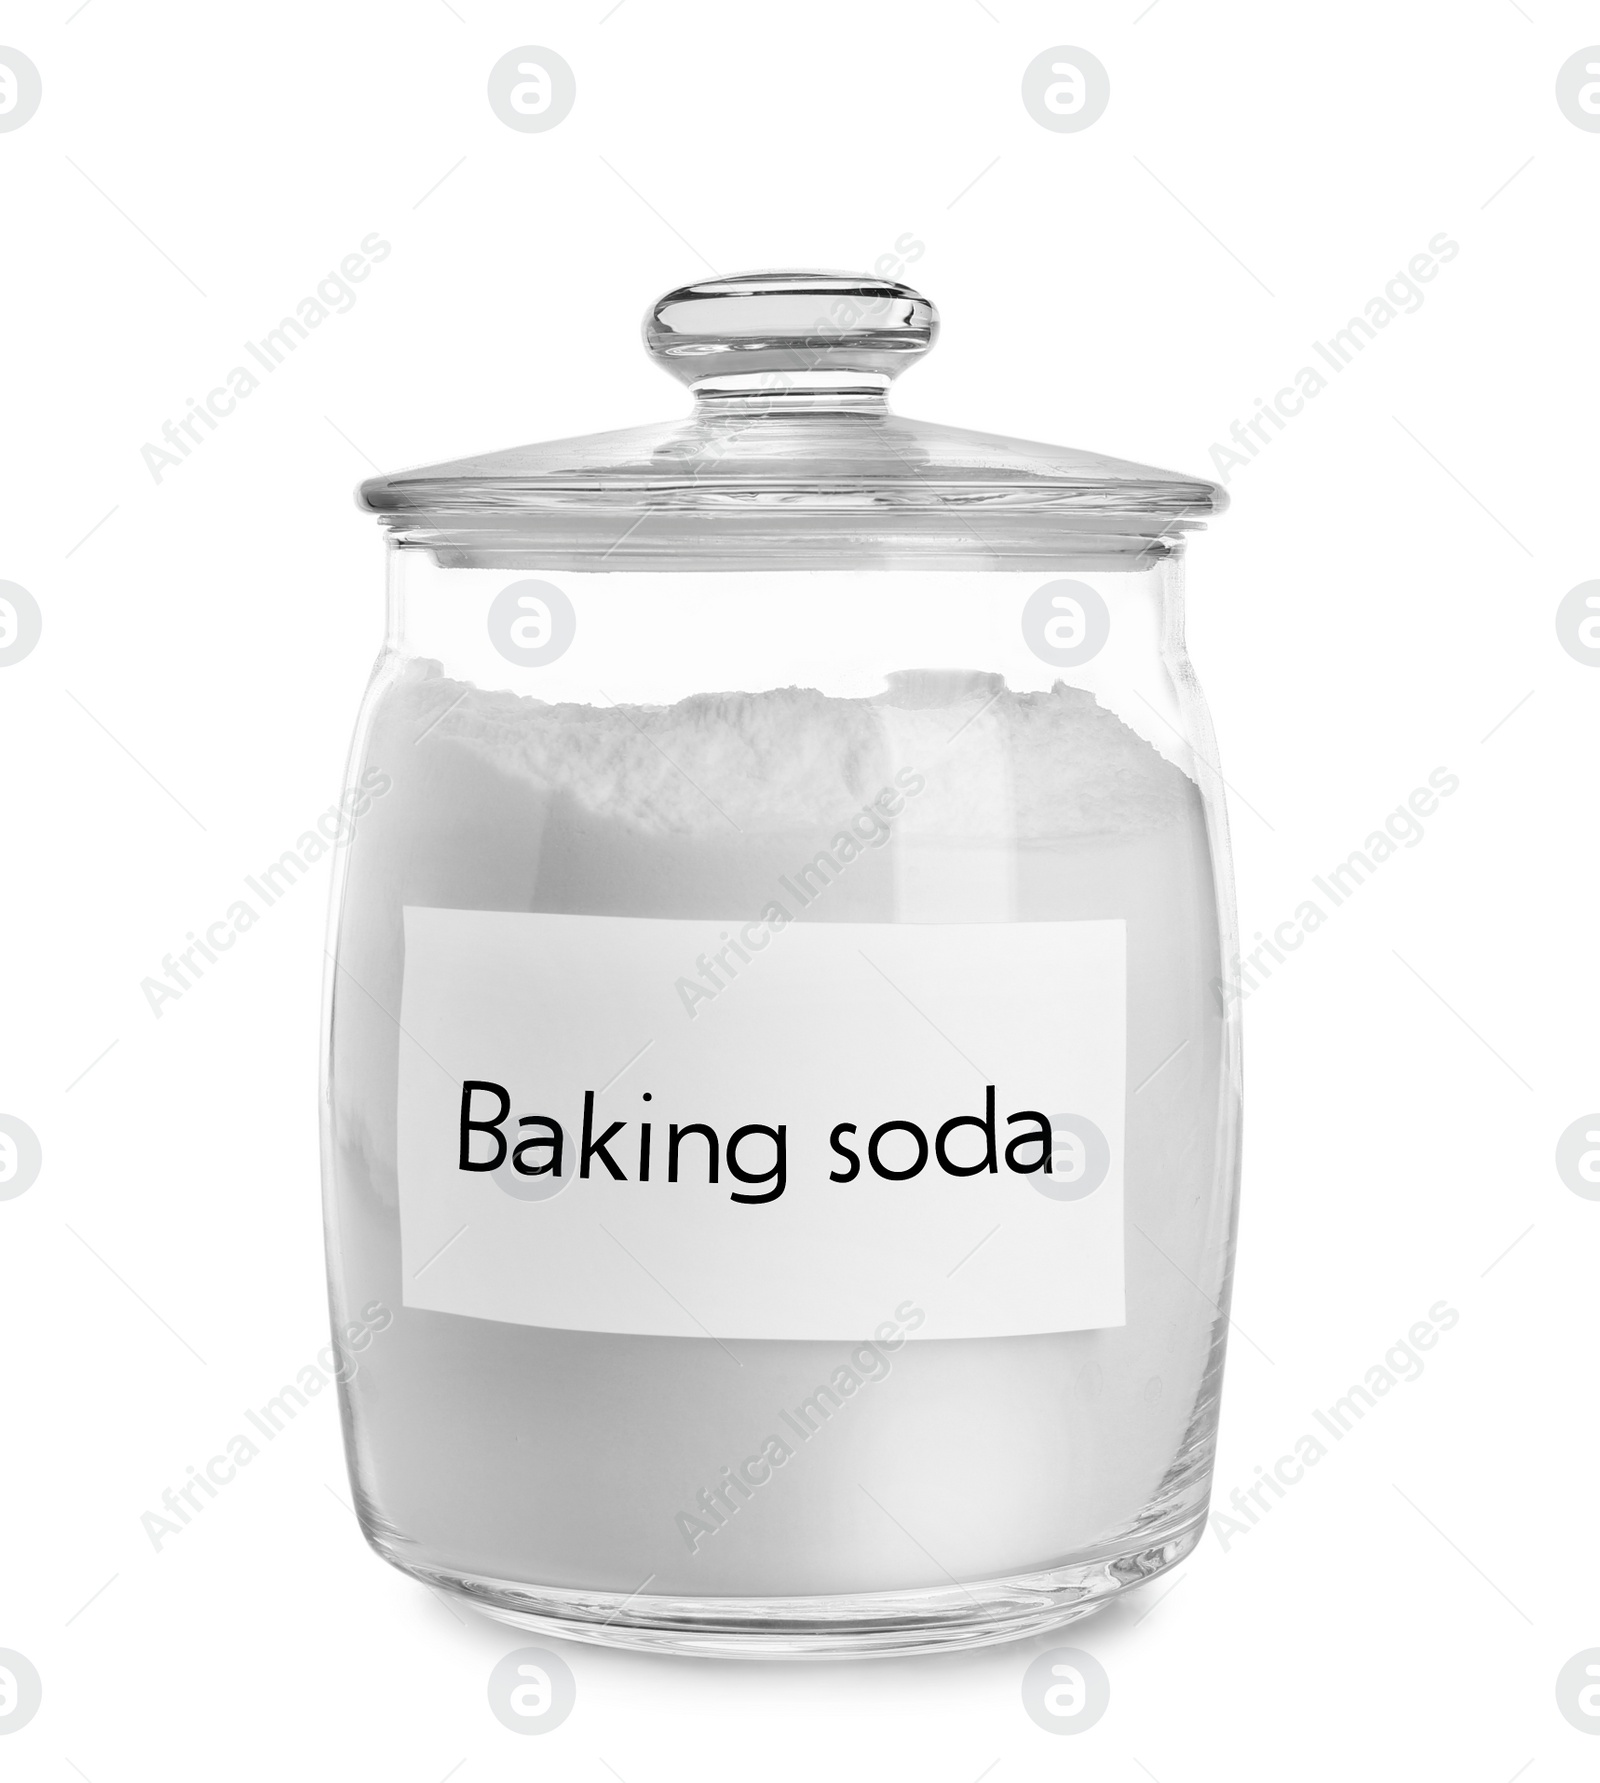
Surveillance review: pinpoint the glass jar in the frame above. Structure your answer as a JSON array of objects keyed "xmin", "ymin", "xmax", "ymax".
[{"xmin": 322, "ymin": 272, "xmax": 1240, "ymax": 1657}]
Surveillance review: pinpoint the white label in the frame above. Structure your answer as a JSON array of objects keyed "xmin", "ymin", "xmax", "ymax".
[{"xmin": 397, "ymin": 907, "xmax": 1126, "ymax": 1341}]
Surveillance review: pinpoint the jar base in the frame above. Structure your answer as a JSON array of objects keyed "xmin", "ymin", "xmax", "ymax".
[{"xmin": 370, "ymin": 1518, "xmax": 1205, "ymax": 1659}]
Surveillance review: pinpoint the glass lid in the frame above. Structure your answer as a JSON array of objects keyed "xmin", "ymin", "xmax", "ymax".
[{"xmin": 359, "ymin": 271, "xmax": 1225, "ymax": 571}]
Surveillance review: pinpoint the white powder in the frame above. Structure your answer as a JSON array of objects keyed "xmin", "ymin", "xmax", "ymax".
[
  {"xmin": 326, "ymin": 662, "xmax": 1233, "ymax": 1598},
  {"xmin": 408, "ymin": 662, "xmax": 1194, "ymax": 840}
]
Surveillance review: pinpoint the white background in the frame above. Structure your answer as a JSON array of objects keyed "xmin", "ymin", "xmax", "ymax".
[{"xmin": 1, "ymin": 2, "xmax": 1596, "ymax": 1776}]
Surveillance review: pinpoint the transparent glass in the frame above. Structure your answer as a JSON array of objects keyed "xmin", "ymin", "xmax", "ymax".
[{"xmin": 321, "ymin": 273, "xmax": 1241, "ymax": 1657}]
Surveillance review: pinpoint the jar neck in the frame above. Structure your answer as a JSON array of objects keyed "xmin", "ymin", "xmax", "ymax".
[{"xmin": 690, "ymin": 369, "xmax": 892, "ymax": 417}]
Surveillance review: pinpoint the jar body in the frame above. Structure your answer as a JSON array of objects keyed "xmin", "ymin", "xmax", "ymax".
[{"xmin": 321, "ymin": 547, "xmax": 1242, "ymax": 1655}]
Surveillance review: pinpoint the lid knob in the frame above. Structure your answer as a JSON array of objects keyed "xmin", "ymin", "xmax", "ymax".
[{"xmin": 644, "ymin": 270, "xmax": 937, "ymax": 397}]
